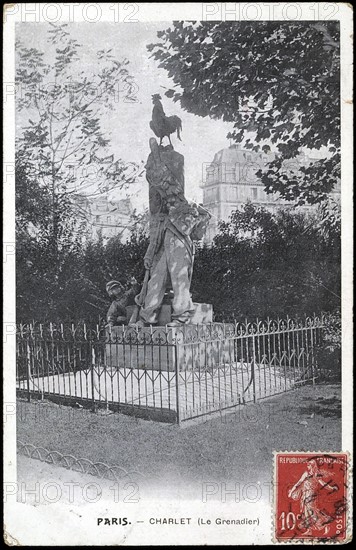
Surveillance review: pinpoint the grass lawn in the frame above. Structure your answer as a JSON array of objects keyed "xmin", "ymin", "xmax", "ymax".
[{"xmin": 17, "ymin": 383, "xmax": 341, "ymax": 499}]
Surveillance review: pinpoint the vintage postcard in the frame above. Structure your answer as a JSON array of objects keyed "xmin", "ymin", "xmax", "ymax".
[{"xmin": 3, "ymin": 2, "xmax": 353, "ymax": 545}]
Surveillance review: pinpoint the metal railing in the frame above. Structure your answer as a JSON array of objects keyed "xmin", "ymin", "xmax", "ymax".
[
  {"xmin": 16, "ymin": 316, "xmax": 325, "ymax": 423},
  {"xmin": 17, "ymin": 440, "xmax": 145, "ymax": 482}
]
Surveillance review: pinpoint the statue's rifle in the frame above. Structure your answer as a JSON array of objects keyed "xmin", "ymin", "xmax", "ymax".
[{"xmin": 128, "ymin": 269, "xmax": 150, "ymax": 324}]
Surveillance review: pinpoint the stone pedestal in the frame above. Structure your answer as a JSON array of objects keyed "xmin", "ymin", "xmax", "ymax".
[
  {"xmin": 126, "ymin": 302, "xmax": 213, "ymax": 325},
  {"xmin": 106, "ymin": 325, "xmax": 176, "ymax": 372},
  {"xmin": 106, "ymin": 305, "xmax": 226, "ymax": 373}
]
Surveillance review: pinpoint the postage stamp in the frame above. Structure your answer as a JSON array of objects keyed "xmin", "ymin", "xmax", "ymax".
[{"xmin": 274, "ymin": 452, "xmax": 350, "ymax": 543}]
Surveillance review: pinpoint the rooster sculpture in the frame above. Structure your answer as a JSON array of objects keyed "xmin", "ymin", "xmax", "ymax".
[{"xmin": 150, "ymin": 94, "xmax": 182, "ymax": 146}]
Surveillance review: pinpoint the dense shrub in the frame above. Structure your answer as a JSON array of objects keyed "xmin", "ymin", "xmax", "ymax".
[
  {"xmin": 17, "ymin": 198, "xmax": 340, "ymax": 324},
  {"xmin": 315, "ymin": 310, "xmax": 341, "ymax": 380},
  {"xmin": 192, "ymin": 204, "xmax": 340, "ymax": 322}
]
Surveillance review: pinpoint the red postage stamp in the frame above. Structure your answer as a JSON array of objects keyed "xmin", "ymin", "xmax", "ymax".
[{"xmin": 274, "ymin": 452, "xmax": 349, "ymax": 542}]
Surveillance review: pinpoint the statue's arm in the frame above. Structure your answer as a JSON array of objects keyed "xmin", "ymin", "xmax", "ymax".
[
  {"xmin": 107, "ymin": 301, "xmax": 126, "ymax": 325},
  {"xmin": 190, "ymin": 206, "xmax": 212, "ymax": 241},
  {"xmin": 120, "ymin": 282, "xmax": 141, "ymax": 306}
]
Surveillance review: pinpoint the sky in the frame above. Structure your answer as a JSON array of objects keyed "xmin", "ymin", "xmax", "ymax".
[{"xmin": 16, "ymin": 22, "xmax": 233, "ymax": 208}]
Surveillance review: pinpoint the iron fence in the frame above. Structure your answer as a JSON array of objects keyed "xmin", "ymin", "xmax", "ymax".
[{"xmin": 16, "ymin": 316, "xmax": 325, "ymax": 423}]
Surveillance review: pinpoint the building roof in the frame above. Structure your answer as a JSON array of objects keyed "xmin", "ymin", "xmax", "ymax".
[{"xmin": 211, "ymin": 144, "xmax": 275, "ymax": 166}]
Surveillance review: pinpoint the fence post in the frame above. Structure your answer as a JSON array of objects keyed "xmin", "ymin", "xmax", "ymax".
[
  {"xmin": 310, "ymin": 320, "xmax": 316, "ymax": 385},
  {"xmin": 174, "ymin": 343, "xmax": 180, "ymax": 425},
  {"xmin": 252, "ymin": 333, "xmax": 257, "ymax": 403},
  {"xmin": 26, "ymin": 339, "xmax": 31, "ymax": 403},
  {"xmin": 89, "ymin": 332, "xmax": 96, "ymax": 412}
]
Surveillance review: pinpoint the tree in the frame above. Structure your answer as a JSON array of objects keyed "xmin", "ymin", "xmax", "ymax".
[
  {"xmin": 192, "ymin": 204, "xmax": 340, "ymax": 321},
  {"xmin": 16, "ymin": 145, "xmax": 88, "ymax": 321},
  {"xmin": 16, "ymin": 23, "xmax": 141, "ymax": 251},
  {"xmin": 80, "ymin": 229, "xmax": 149, "ymax": 317},
  {"xmin": 16, "ymin": 23, "xmax": 146, "ymax": 321},
  {"xmin": 16, "ymin": 146, "xmax": 149, "ymax": 323},
  {"xmin": 148, "ymin": 21, "xmax": 340, "ymax": 205}
]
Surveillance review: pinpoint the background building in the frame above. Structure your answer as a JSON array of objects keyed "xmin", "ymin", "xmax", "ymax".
[
  {"xmin": 73, "ymin": 193, "xmax": 133, "ymax": 242},
  {"xmin": 202, "ymin": 144, "xmax": 340, "ymax": 243}
]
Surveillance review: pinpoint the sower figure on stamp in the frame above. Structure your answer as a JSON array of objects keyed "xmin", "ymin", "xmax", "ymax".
[
  {"xmin": 288, "ymin": 459, "xmax": 336, "ymax": 535},
  {"xmin": 133, "ymin": 137, "xmax": 211, "ymax": 327}
]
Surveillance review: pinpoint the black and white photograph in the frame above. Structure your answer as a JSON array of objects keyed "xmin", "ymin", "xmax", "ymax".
[{"xmin": 3, "ymin": 2, "xmax": 353, "ymax": 545}]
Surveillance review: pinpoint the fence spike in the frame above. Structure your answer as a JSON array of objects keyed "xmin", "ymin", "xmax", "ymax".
[{"xmin": 17, "ymin": 314, "xmax": 325, "ymax": 423}]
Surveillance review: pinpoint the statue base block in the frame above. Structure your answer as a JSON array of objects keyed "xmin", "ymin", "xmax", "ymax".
[
  {"xmin": 126, "ymin": 302, "xmax": 213, "ymax": 325},
  {"xmin": 106, "ymin": 316, "xmax": 228, "ymax": 373}
]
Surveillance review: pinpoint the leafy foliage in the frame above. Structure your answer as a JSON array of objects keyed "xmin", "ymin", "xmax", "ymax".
[
  {"xmin": 148, "ymin": 21, "xmax": 340, "ymax": 204},
  {"xmin": 16, "ymin": 23, "xmax": 141, "ymax": 229},
  {"xmin": 16, "ymin": 149, "xmax": 88, "ymax": 321},
  {"xmin": 16, "ymin": 24, "xmax": 145, "ymax": 321},
  {"xmin": 315, "ymin": 309, "xmax": 341, "ymax": 380},
  {"xmin": 191, "ymin": 204, "xmax": 340, "ymax": 322},
  {"xmin": 16, "ymin": 143, "xmax": 149, "ymax": 322},
  {"xmin": 16, "ymin": 23, "xmax": 341, "ymax": 323},
  {"xmin": 17, "ymin": 200, "xmax": 340, "ymax": 323},
  {"xmin": 16, "ymin": 201, "xmax": 149, "ymax": 323}
]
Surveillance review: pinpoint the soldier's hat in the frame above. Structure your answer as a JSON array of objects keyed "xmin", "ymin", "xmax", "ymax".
[
  {"xmin": 152, "ymin": 93, "xmax": 162, "ymax": 100},
  {"xmin": 106, "ymin": 280, "xmax": 124, "ymax": 295}
]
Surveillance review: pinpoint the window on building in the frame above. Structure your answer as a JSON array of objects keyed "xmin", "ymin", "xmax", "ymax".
[
  {"xmin": 251, "ymin": 187, "xmax": 258, "ymax": 199},
  {"xmin": 213, "ymin": 188, "xmax": 219, "ymax": 202},
  {"xmin": 226, "ymin": 167, "xmax": 236, "ymax": 183},
  {"xmin": 228, "ymin": 186, "xmax": 238, "ymax": 201}
]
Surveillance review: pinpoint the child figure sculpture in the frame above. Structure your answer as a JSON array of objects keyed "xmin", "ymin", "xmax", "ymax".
[{"xmin": 106, "ymin": 278, "xmax": 140, "ymax": 326}]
